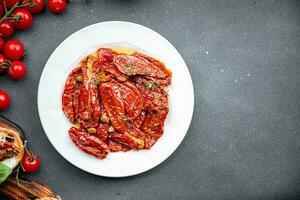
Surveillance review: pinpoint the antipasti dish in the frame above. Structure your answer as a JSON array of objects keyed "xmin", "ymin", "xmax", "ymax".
[
  {"xmin": 38, "ymin": 21, "xmax": 194, "ymax": 177},
  {"xmin": 62, "ymin": 48, "xmax": 172, "ymax": 159}
]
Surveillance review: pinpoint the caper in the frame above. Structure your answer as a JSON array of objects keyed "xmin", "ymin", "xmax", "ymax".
[
  {"xmin": 98, "ymin": 72, "xmax": 106, "ymax": 82},
  {"xmin": 108, "ymin": 126, "xmax": 115, "ymax": 133},
  {"xmin": 87, "ymin": 127, "xmax": 97, "ymax": 134},
  {"xmin": 100, "ymin": 114, "xmax": 109, "ymax": 123},
  {"xmin": 75, "ymin": 75, "xmax": 82, "ymax": 82}
]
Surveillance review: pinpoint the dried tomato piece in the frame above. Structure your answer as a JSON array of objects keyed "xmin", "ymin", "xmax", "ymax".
[
  {"xmin": 133, "ymin": 52, "xmax": 172, "ymax": 86},
  {"xmin": 109, "ymin": 132, "xmax": 144, "ymax": 150},
  {"xmin": 133, "ymin": 111, "xmax": 146, "ymax": 129},
  {"xmin": 77, "ymin": 56, "xmax": 101, "ymax": 125},
  {"xmin": 119, "ymin": 81, "xmax": 144, "ymax": 119},
  {"xmin": 108, "ymin": 140, "xmax": 130, "ymax": 152},
  {"xmin": 134, "ymin": 76, "xmax": 168, "ymax": 111},
  {"xmin": 142, "ymin": 108, "xmax": 169, "ymax": 149},
  {"xmin": 96, "ymin": 123, "xmax": 109, "ymax": 141},
  {"xmin": 113, "ymin": 54, "xmax": 168, "ymax": 79},
  {"xmin": 62, "ymin": 67, "xmax": 82, "ymax": 122},
  {"xmin": 102, "ymin": 64, "xmax": 128, "ymax": 82},
  {"xmin": 98, "ymin": 48, "xmax": 118, "ymax": 65},
  {"xmin": 99, "ymin": 82, "xmax": 127, "ymax": 132},
  {"xmin": 69, "ymin": 127, "xmax": 109, "ymax": 159}
]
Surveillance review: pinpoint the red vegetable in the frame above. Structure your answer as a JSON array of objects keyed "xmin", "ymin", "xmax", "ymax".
[
  {"xmin": 7, "ymin": 61, "xmax": 27, "ymax": 80},
  {"xmin": 23, "ymin": 0, "xmax": 45, "ymax": 13},
  {"xmin": 0, "ymin": 3, "xmax": 4, "ymax": 18},
  {"xmin": 3, "ymin": 0, "xmax": 20, "ymax": 9},
  {"xmin": 12, "ymin": 8, "xmax": 33, "ymax": 30},
  {"xmin": 0, "ymin": 20, "xmax": 14, "ymax": 38},
  {"xmin": 0, "ymin": 37, "xmax": 5, "ymax": 52},
  {"xmin": 3, "ymin": 39, "xmax": 25, "ymax": 60},
  {"xmin": 48, "ymin": 0, "xmax": 66, "ymax": 14},
  {"xmin": 0, "ymin": 89, "xmax": 10, "ymax": 110},
  {"xmin": 0, "ymin": 54, "xmax": 7, "ymax": 73},
  {"xmin": 21, "ymin": 152, "xmax": 40, "ymax": 173}
]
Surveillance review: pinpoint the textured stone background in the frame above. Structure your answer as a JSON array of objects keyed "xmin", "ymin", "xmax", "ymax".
[{"xmin": 0, "ymin": 0, "xmax": 299, "ymax": 199}]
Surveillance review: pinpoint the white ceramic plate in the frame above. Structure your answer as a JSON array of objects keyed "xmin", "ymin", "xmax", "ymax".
[{"xmin": 38, "ymin": 21, "xmax": 194, "ymax": 177}]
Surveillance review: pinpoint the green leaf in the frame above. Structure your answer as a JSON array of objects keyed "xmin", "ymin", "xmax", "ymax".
[{"xmin": 0, "ymin": 163, "xmax": 12, "ymax": 184}]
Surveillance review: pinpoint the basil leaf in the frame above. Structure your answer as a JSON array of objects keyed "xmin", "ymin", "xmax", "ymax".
[{"xmin": 0, "ymin": 163, "xmax": 12, "ymax": 184}]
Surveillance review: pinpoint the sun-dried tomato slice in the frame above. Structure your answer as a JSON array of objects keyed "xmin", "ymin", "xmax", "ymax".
[
  {"xmin": 134, "ymin": 76, "xmax": 168, "ymax": 111},
  {"xmin": 62, "ymin": 67, "xmax": 82, "ymax": 122},
  {"xmin": 118, "ymin": 81, "xmax": 144, "ymax": 119},
  {"xmin": 142, "ymin": 108, "xmax": 169, "ymax": 149},
  {"xmin": 132, "ymin": 52, "xmax": 172, "ymax": 86},
  {"xmin": 109, "ymin": 132, "xmax": 144, "ymax": 150},
  {"xmin": 77, "ymin": 56, "xmax": 101, "ymax": 126},
  {"xmin": 99, "ymin": 82, "xmax": 127, "ymax": 132},
  {"xmin": 98, "ymin": 48, "xmax": 118, "ymax": 65},
  {"xmin": 69, "ymin": 127, "xmax": 109, "ymax": 159},
  {"xmin": 113, "ymin": 54, "xmax": 168, "ymax": 79}
]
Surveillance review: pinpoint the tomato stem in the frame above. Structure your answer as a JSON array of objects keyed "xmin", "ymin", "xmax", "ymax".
[{"xmin": 0, "ymin": 1, "xmax": 34, "ymax": 24}]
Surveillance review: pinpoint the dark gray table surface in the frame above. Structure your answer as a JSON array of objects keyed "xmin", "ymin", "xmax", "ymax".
[{"xmin": 0, "ymin": 0, "xmax": 299, "ymax": 199}]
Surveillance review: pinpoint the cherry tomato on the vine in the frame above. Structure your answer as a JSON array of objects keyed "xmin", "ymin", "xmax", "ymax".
[
  {"xmin": 3, "ymin": 39, "xmax": 25, "ymax": 60},
  {"xmin": 0, "ymin": 89, "xmax": 10, "ymax": 110},
  {"xmin": 7, "ymin": 61, "xmax": 27, "ymax": 80},
  {"xmin": 23, "ymin": 0, "xmax": 45, "ymax": 13},
  {"xmin": 0, "ymin": 20, "xmax": 14, "ymax": 37},
  {"xmin": 0, "ymin": 37, "xmax": 5, "ymax": 52},
  {"xmin": 0, "ymin": 3, "xmax": 4, "ymax": 18},
  {"xmin": 4, "ymin": 0, "xmax": 20, "ymax": 9},
  {"xmin": 22, "ymin": 152, "xmax": 41, "ymax": 173},
  {"xmin": 12, "ymin": 8, "xmax": 33, "ymax": 30},
  {"xmin": 48, "ymin": 0, "xmax": 66, "ymax": 14},
  {"xmin": 0, "ymin": 54, "xmax": 7, "ymax": 73}
]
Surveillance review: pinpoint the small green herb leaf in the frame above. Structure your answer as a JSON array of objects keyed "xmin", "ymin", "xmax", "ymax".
[{"xmin": 0, "ymin": 163, "xmax": 12, "ymax": 184}]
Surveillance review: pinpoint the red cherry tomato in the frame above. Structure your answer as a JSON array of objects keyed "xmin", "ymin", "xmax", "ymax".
[
  {"xmin": 48, "ymin": 0, "xmax": 66, "ymax": 14},
  {"xmin": 0, "ymin": 3, "xmax": 4, "ymax": 18},
  {"xmin": 0, "ymin": 37, "xmax": 4, "ymax": 52},
  {"xmin": 23, "ymin": 0, "xmax": 44, "ymax": 14},
  {"xmin": 3, "ymin": 39, "xmax": 25, "ymax": 60},
  {"xmin": 0, "ymin": 20, "xmax": 14, "ymax": 38},
  {"xmin": 0, "ymin": 89, "xmax": 10, "ymax": 110},
  {"xmin": 12, "ymin": 9, "xmax": 33, "ymax": 30},
  {"xmin": 7, "ymin": 61, "xmax": 26, "ymax": 80},
  {"xmin": 22, "ymin": 152, "xmax": 41, "ymax": 173},
  {"xmin": 4, "ymin": 0, "xmax": 20, "ymax": 9},
  {"xmin": 0, "ymin": 54, "xmax": 7, "ymax": 73}
]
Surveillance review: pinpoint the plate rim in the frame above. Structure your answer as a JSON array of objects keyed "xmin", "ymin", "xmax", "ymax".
[{"xmin": 37, "ymin": 21, "xmax": 194, "ymax": 177}]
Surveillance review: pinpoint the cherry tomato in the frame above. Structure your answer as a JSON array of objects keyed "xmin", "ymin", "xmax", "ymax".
[
  {"xmin": 0, "ymin": 3, "xmax": 4, "ymax": 18},
  {"xmin": 4, "ymin": 0, "xmax": 20, "ymax": 9},
  {"xmin": 21, "ymin": 152, "xmax": 41, "ymax": 173},
  {"xmin": 3, "ymin": 39, "xmax": 25, "ymax": 60},
  {"xmin": 12, "ymin": 9, "xmax": 33, "ymax": 30},
  {"xmin": 0, "ymin": 89, "xmax": 10, "ymax": 110},
  {"xmin": 23, "ymin": 0, "xmax": 44, "ymax": 14},
  {"xmin": 0, "ymin": 54, "xmax": 7, "ymax": 73},
  {"xmin": 0, "ymin": 20, "xmax": 14, "ymax": 38},
  {"xmin": 48, "ymin": 0, "xmax": 66, "ymax": 14},
  {"xmin": 7, "ymin": 61, "xmax": 26, "ymax": 80},
  {"xmin": 0, "ymin": 37, "xmax": 4, "ymax": 52}
]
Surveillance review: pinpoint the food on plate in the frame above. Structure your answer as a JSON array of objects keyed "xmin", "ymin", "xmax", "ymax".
[{"xmin": 62, "ymin": 48, "xmax": 172, "ymax": 159}]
